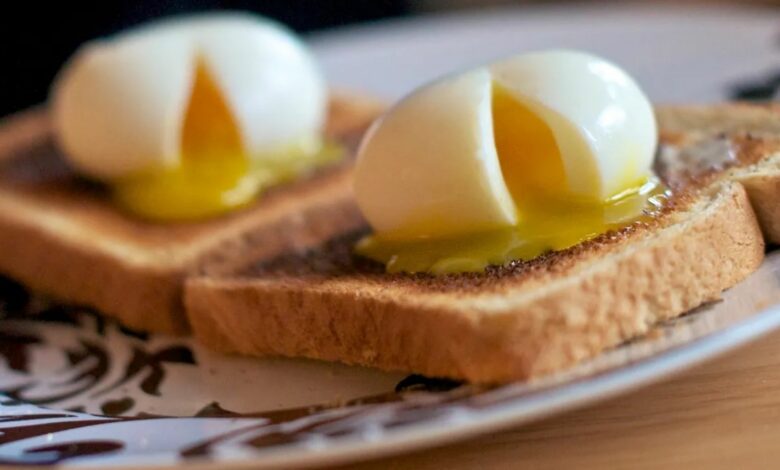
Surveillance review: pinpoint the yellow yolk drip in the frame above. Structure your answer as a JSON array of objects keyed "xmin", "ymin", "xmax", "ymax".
[
  {"xmin": 113, "ymin": 62, "xmax": 340, "ymax": 221},
  {"xmin": 356, "ymin": 84, "xmax": 667, "ymax": 274}
]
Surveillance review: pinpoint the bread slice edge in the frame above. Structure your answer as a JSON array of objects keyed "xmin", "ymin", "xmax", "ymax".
[
  {"xmin": 0, "ymin": 94, "xmax": 380, "ymax": 334},
  {"xmin": 186, "ymin": 180, "xmax": 764, "ymax": 383}
]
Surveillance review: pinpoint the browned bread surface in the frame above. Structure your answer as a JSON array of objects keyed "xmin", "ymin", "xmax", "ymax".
[
  {"xmin": 656, "ymin": 104, "xmax": 780, "ymax": 242},
  {"xmin": 0, "ymin": 94, "xmax": 383, "ymax": 334},
  {"xmin": 186, "ymin": 104, "xmax": 778, "ymax": 383}
]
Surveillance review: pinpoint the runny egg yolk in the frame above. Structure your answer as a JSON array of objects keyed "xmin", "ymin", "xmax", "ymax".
[
  {"xmin": 492, "ymin": 83, "xmax": 568, "ymax": 203},
  {"xmin": 356, "ymin": 83, "xmax": 668, "ymax": 274},
  {"xmin": 113, "ymin": 61, "xmax": 340, "ymax": 221}
]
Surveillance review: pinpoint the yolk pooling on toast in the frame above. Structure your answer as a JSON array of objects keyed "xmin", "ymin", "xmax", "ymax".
[
  {"xmin": 355, "ymin": 83, "xmax": 668, "ymax": 274},
  {"xmin": 356, "ymin": 178, "xmax": 669, "ymax": 274},
  {"xmin": 113, "ymin": 62, "xmax": 341, "ymax": 221}
]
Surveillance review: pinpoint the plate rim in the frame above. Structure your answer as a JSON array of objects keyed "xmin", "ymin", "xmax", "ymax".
[{"xmin": 14, "ymin": 301, "xmax": 779, "ymax": 470}]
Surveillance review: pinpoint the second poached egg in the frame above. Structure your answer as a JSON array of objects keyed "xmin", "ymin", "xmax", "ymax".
[{"xmin": 354, "ymin": 50, "xmax": 663, "ymax": 273}]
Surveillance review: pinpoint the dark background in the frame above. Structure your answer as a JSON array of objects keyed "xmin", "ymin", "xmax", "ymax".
[
  {"xmin": 0, "ymin": 1, "xmax": 413, "ymax": 118},
  {"xmin": 2, "ymin": 0, "xmax": 777, "ymax": 117}
]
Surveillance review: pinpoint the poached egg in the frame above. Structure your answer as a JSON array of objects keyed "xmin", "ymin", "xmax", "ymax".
[
  {"xmin": 353, "ymin": 50, "xmax": 665, "ymax": 274},
  {"xmin": 51, "ymin": 13, "xmax": 333, "ymax": 220}
]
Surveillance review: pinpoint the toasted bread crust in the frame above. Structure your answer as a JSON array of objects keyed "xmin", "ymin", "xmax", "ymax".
[
  {"xmin": 738, "ymin": 171, "xmax": 780, "ymax": 243},
  {"xmin": 186, "ymin": 182, "xmax": 763, "ymax": 382},
  {"xmin": 186, "ymin": 104, "xmax": 777, "ymax": 383},
  {"xmin": 0, "ymin": 94, "xmax": 383, "ymax": 333},
  {"xmin": 1, "ymin": 100, "xmax": 775, "ymax": 382}
]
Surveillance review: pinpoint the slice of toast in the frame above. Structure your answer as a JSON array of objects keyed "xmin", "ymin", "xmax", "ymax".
[
  {"xmin": 185, "ymin": 104, "xmax": 779, "ymax": 383},
  {"xmin": 0, "ymin": 94, "xmax": 384, "ymax": 334},
  {"xmin": 656, "ymin": 104, "xmax": 780, "ymax": 242}
]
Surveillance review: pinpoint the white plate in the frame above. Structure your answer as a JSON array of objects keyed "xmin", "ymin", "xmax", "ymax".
[
  {"xmin": 2, "ymin": 249, "xmax": 780, "ymax": 469},
  {"xmin": 0, "ymin": 3, "xmax": 778, "ymax": 468}
]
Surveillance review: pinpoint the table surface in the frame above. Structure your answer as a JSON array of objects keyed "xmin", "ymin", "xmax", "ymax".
[{"xmin": 311, "ymin": 3, "xmax": 780, "ymax": 468}]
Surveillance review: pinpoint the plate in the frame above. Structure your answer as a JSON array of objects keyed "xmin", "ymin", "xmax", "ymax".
[
  {"xmin": 2, "ymin": 250, "xmax": 780, "ymax": 469},
  {"xmin": 1, "ymin": 3, "xmax": 779, "ymax": 469}
]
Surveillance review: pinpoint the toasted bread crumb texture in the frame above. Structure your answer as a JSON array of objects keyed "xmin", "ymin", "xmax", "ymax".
[
  {"xmin": 0, "ymin": 94, "xmax": 383, "ymax": 334},
  {"xmin": 186, "ymin": 103, "xmax": 778, "ymax": 383},
  {"xmin": 657, "ymin": 104, "xmax": 780, "ymax": 243},
  {"xmin": 187, "ymin": 182, "xmax": 763, "ymax": 382},
  {"xmin": 0, "ymin": 101, "xmax": 776, "ymax": 382}
]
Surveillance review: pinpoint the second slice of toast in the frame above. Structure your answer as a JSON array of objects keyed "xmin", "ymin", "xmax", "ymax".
[
  {"xmin": 185, "ymin": 104, "xmax": 779, "ymax": 383},
  {"xmin": 0, "ymin": 94, "xmax": 383, "ymax": 334}
]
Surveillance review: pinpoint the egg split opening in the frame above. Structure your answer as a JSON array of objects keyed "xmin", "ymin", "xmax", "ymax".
[
  {"xmin": 113, "ymin": 59, "xmax": 341, "ymax": 221},
  {"xmin": 113, "ymin": 59, "xmax": 256, "ymax": 220},
  {"xmin": 492, "ymin": 82, "xmax": 568, "ymax": 209},
  {"xmin": 182, "ymin": 59, "xmax": 244, "ymax": 164},
  {"xmin": 354, "ymin": 50, "xmax": 663, "ymax": 274},
  {"xmin": 491, "ymin": 81, "xmax": 654, "ymax": 221}
]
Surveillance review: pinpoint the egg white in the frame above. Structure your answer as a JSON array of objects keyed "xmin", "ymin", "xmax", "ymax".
[
  {"xmin": 354, "ymin": 50, "xmax": 657, "ymax": 239},
  {"xmin": 354, "ymin": 69, "xmax": 515, "ymax": 239},
  {"xmin": 51, "ymin": 13, "xmax": 326, "ymax": 180}
]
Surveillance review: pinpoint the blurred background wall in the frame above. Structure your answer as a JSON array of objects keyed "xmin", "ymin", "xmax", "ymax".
[
  {"xmin": 6, "ymin": 1, "xmax": 409, "ymax": 117},
  {"xmin": 0, "ymin": 0, "xmax": 777, "ymax": 117}
]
